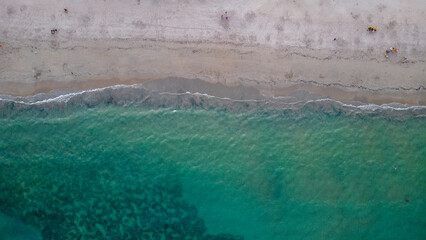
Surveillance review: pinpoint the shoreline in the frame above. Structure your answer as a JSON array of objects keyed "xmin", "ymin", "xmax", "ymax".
[
  {"xmin": 2, "ymin": 78, "xmax": 425, "ymax": 122},
  {"xmin": 0, "ymin": 77, "xmax": 425, "ymax": 106},
  {"xmin": 1, "ymin": 78, "xmax": 425, "ymax": 108},
  {"xmin": 0, "ymin": 39, "xmax": 425, "ymax": 105}
]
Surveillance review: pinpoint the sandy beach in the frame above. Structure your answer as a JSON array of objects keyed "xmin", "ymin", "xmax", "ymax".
[{"xmin": 1, "ymin": 0, "xmax": 425, "ymax": 105}]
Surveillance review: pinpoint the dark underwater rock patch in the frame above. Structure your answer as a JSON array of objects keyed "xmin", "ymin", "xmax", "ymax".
[{"xmin": 0, "ymin": 160, "xmax": 242, "ymax": 240}]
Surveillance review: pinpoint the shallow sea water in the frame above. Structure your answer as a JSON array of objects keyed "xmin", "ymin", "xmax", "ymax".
[{"xmin": 0, "ymin": 87, "xmax": 425, "ymax": 240}]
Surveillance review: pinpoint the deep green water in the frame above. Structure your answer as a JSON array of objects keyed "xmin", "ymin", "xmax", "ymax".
[{"xmin": 0, "ymin": 104, "xmax": 425, "ymax": 240}]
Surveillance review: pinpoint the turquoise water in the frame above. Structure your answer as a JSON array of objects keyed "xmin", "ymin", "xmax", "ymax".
[{"xmin": 0, "ymin": 96, "xmax": 425, "ymax": 239}]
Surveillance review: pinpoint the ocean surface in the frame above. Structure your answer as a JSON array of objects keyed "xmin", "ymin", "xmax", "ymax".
[{"xmin": 0, "ymin": 84, "xmax": 425, "ymax": 240}]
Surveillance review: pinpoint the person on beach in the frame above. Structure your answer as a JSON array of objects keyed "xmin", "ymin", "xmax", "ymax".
[
  {"xmin": 384, "ymin": 49, "xmax": 391, "ymax": 58},
  {"xmin": 222, "ymin": 11, "xmax": 228, "ymax": 20},
  {"xmin": 64, "ymin": 8, "xmax": 68, "ymax": 13},
  {"xmin": 51, "ymin": 29, "xmax": 58, "ymax": 35}
]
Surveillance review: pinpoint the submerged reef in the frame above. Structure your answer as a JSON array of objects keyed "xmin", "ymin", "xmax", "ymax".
[{"xmin": 0, "ymin": 158, "xmax": 242, "ymax": 240}]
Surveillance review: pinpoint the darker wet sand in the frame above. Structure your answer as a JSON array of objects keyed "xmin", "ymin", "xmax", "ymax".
[{"xmin": 1, "ymin": 77, "xmax": 424, "ymax": 106}]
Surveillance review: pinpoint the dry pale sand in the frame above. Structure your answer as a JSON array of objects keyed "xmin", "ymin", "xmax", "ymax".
[{"xmin": 0, "ymin": 0, "xmax": 425, "ymax": 104}]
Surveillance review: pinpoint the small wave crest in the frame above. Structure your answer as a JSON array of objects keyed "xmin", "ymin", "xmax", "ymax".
[{"xmin": 0, "ymin": 83, "xmax": 425, "ymax": 119}]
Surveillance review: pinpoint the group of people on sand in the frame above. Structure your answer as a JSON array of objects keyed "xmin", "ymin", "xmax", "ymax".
[
  {"xmin": 384, "ymin": 47, "xmax": 398, "ymax": 58},
  {"xmin": 368, "ymin": 26, "xmax": 408, "ymax": 62},
  {"xmin": 367, "ymin": 26, "xmax": 378, "ymax": 32},
  {"xmin": 384, "ymin": 47, "xmax": 407, "ymax": 62}
]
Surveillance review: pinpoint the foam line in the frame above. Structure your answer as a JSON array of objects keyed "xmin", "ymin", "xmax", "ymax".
[{"xmin": 0, "ymin": 84, "xmax": 425, "ymax": 112}]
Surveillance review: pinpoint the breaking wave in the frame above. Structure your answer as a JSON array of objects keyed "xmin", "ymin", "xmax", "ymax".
[{"xmin": 0, "ymin": 81, "xmax": 425, "ymax": 119}]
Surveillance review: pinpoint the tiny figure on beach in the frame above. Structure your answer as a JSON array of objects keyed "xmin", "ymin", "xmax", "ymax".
[
  {"xmin": 400, "ymin": 57, "xmax": 408, "ymax": 63},
  {"xmin": 64, "ymin": 8, "xmax": 68, "ymax": 13},
  {"xmin": 390, "ymin": 47, "xmax": 398, "ymax": 53},
  {"xmin": 221, "ymin": 11, "xmax": 229, "ymax": 20},
  {"xmin": 333, "ymin": 38, "xmax": 337, "ymax": 41},
  {"xmin": 367, "ymin": 26, "xmax": 378, "ymax": 32},
  {"xmin": 51, "ymin": 29, "xmax": 58, "ymax": 35},
  {"xmin": 384, "ymin": 50, "xmax": 390, "ymax": 58}
]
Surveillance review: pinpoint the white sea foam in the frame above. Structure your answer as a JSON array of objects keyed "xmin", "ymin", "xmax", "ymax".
[{"xmin": 0, "ymin": 84, "xmax": 425, "ymax": 113}]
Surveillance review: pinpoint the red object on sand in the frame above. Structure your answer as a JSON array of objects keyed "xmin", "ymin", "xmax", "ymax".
[{"xmin": 0, "ymin": 45, "xmax": 2, "ymax": 47}]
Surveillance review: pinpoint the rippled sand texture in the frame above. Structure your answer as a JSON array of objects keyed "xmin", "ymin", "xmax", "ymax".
[{"xmin": 0, "ymin": 0, "xmax": 425, "ymax": 104}]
